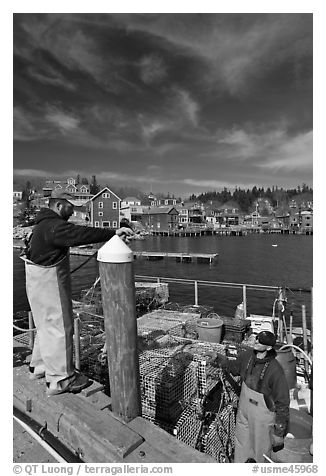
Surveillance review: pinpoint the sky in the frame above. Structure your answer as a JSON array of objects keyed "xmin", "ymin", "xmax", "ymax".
[{"xmin": 13, "ymin": 12, "xmax": 313, "ymax": 197}]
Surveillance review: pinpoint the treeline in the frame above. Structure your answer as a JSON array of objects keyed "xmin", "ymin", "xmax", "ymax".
[
  {"xmin": 189, "ymin": 184, "xmax": 313, "ymax": 213},
  {"xmin": 14, "ymin": 174, "xmax": 313, "ymax": 215},
  {"xmin": 14, "ymin": 174, "xmax": 149, "ymax": 202}
]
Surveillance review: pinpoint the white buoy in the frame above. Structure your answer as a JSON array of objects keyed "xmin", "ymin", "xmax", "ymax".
[{"xmin": 97, "ymin": 234, "xmax": 133, "ymax": 263}]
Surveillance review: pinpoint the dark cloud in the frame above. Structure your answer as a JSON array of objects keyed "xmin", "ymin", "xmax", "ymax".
[{"xmin": 13, "ymin": 13, "xmax": 313, "ymax": 196}]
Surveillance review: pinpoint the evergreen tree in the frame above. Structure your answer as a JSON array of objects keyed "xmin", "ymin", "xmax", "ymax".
[
  {"xmin": 90, "ymin": 175, "xmax": 100, "ymax": 195},
  {"xmin": 22, "ymin": 181, "xmax": 32, "ymax": 208}
]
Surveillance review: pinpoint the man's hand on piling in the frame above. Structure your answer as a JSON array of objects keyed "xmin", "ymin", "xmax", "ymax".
[{"xmin": 116, "ymin": 227, "xmax": 134, "ymax": 244}]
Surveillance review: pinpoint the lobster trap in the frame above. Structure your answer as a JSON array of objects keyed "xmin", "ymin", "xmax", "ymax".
[
  {"xmin": 15, "ymin": 281, "xmax": 241, "ymax": 462},
  {"xmin": 172, "ymin": 385, "xmax": 237, "ymax": 462},
  {"xmin": 78, "ymin": 278, "xmax": 169, "ymax": 319}
]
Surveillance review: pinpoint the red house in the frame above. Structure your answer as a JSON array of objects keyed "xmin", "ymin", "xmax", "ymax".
[
  {"xmin": 141, "ymin": 206, "xmax": 179, "ymax": 231},
  {"xmin": 90, "ymin": 187, "xmax": 121, "ymax": 229}
]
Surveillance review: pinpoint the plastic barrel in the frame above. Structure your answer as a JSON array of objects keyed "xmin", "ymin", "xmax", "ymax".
[
  {"xmin": 197, "ymin": 318, "xmax": 223, "ymax": 343},
  {"xmin": 276, "ymin": 347, "xmax": 297, "ymax": 389}
]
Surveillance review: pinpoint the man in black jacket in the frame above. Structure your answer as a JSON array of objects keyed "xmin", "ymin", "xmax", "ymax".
[
  {"xmin": 23, "ymin": 190, "xmax": 133, "ymax": 396},
  {"xmin": 215, "ymin": 331, "xmax": 290, "ymax": 462}
]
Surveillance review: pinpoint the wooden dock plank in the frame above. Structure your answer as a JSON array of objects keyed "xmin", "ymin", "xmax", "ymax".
[
  {"xmin": 13, "ymin": 365, "xmax": 144, "ymax": 462},
  {"xmin": 127, "ymin": 417, "xmax": 215, "ymax": 463},
  {"xmin": 13, "ymin": 349, "xmax": 216, "ymax": 463}
]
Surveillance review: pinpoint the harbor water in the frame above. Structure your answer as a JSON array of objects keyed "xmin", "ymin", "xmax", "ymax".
[{"xmin": 13, "ymin": 233, "xmax": 313, "ymax": 327}]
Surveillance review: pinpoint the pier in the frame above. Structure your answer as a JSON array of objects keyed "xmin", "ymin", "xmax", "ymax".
[
  {"xmin": 150, "ymin": 227, "xmax": 313, "ymax": 237},
  {"xmin": 67, "ymin": 247, "xmax": 218, "ymax": 264},
  {"xmin": 133, "ymin": 251, "xmax": 218, "ymax": 264}
]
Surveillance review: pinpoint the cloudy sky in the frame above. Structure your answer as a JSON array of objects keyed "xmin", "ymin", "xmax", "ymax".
[{"xmin": 13, "ymin": 13, "xmax": 313, "ymax": 197}]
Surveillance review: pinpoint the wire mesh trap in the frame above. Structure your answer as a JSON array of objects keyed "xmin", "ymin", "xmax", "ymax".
[{"xmin": 14, "ymin": 280, "xmax": 241, "ymax": 462}]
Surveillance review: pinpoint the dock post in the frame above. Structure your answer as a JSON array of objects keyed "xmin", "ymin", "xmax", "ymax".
[
  {"xmin": 74, "ymin": 314, "xmax": 81, "ymax": 371},
  {"xmin": 28, "ymin": 311, "xmax": 35, "ymax": 350},
  {"xmin": 310, "ymin": 287, "xmax": 313, "ymax": 356},
  {"xmin": 194, "ymin": 280, "xmax": 199, "ymax": 306},
  {"xmin": 242, "ymin": 285, "xmax": 247, "ymax": 319},
  {"xmin": 97, "ymin": 236, "xmax": 141, "ymax": 422},
  {"xmin": 301, "ymin": 305, "xmax": 309, "ymax": 376}
]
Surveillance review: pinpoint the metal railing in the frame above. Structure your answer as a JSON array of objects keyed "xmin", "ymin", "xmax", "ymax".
[{"xmin": 135, "ymin": 274, "xmax": 312, "ymax": 320}]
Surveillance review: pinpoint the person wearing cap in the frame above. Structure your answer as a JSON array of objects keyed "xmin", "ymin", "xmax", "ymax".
[
  {"xmin": 22, "ymin": 190, "xmax": 134, "ymax": 396},
  {"xmin": 214, "ymin": 330, "xmax": 290, "ymax": 463}
]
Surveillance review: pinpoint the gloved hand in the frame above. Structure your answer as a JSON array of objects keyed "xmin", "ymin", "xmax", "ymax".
[
  {"xmin": 116, "ymin": 227, "xmax": 134, "ymax": 244},
  {"xmin": 272, "ymin": 434, "xmax": 285, "ymax": 452},
  {"xmin": 206, "ymin": 351, "xmax": 223, "ymax": 365}
]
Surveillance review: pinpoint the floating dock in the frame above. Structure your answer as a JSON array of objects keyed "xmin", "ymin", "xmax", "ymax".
[
  {"xmin": 133, "ymin": 251, "xmax": 218, "ymax": 263},
  {"xmin": 67, "ymin": 248, "xmax": 218, "ymax": 264}
]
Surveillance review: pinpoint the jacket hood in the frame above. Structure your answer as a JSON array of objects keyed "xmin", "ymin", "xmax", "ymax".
[{"xmin": 35, "ymin": 208, "xmax": 60, "ymax": 224}]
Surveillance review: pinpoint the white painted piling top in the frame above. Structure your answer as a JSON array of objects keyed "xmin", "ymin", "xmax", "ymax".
[{"xmin": 97, "ymin": 235, "xmax": 133, "ymax": 263}]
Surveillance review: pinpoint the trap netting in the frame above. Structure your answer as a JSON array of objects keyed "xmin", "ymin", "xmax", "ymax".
[
  {"xmin": 78, "ymin": 277, "xmax": 169, "ymax": 319},
  {"xmin": 15, "ymin": 281, "xmax": 241, "ymax": 462},
  {"xmin": 71, "ymin": 305, "xmax": 240, "ymax": 461}
]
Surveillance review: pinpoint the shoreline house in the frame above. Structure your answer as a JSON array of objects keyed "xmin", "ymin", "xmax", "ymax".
[
  {"xmin": 182, "ymin": 201, "xmax": 206, "ymax": 225},
  {"xmin": 13, "ymin": 190, "xmax": 23, "ymax": 200},
  {"xmin": 149, "ymin": 196, "xmax": 179, "ymax": 207},
  {"xmin": 288, "ymin": 199, "xmax": 313, "ymax": 232},
  {"xmin": 203, "ymin": 200, "xmax": 223, "ymax": 228},
  {"xmin": 89, "ymin": 187, "xmax": 121, "ymax": 228},
  {"xmin": 120, "ymin": 197, "xmax": 143, "ymax": 223},
  {"xmin": 175, "ymin": 204, "xmax": 189, "ymax": 228},
  {"xmin": 300, "ymin": 210, "xmax": 313, "ymax": 231},
  {"xmin": 42, "ymin": 177, "xmax": 93, "ymax": 205},
  {"xmin": 141, "ymin": 206, "xmax": 179, "ymax": 231},
  {"xmin": 215, "ymin": 200, "xmax": 242, "ymax": 227}
]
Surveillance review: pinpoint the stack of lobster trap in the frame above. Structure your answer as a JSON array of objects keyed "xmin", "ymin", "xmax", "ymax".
[
  {"xmin": 72, "ymin": 302, "xmax": 241, "ymax": 462},
  {"xmin": 136, "ymin": 310, "xmax": 239, "ymax": 462}
]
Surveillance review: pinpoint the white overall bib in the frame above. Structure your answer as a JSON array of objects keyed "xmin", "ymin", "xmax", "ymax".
[
  {"xmin": 24, "ymin": 254, "xmax": 75, "ymax": 389},
  {"xmin": 234, "ymin": 381, "xmax": 275, "ymax": 462}
]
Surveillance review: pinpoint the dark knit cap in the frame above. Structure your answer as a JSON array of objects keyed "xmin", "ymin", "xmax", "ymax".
[{"xmin": 257, "ymin": 330, "xmax": 276, "ymax": 347}]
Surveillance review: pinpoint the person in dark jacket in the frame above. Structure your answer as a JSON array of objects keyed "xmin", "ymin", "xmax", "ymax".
[
  {"xmin": 23, "ymin": 190, "xmax": 133, "ymax": 396},
  {"xmin": 215, "ymin": 331, "xmax": 290, "ymax": 463}
]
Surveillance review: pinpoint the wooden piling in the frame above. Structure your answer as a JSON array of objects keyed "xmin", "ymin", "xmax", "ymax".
[
  {"xmin": 74, "ymin": 315, "xmax": 81, "ymax": 371},
  {"xmin": 288, "ymin": 311, "xmax": 293, "ymax": 345},
  {"xmin": 194, "ymin": 280, "xmax": 198, "ymax": 306},
  {"xmin": 242, "ymin": 285, "xmax": 247, "ymax": 319},
  {"xmin": 301, "ymin": 305, "xmax": 309, "ymax": 375},
  {"xmin": 97, "ymin": 236, "xmax": 141, "ymax": 422},
  {"xmin": 310, "ymin": 287, "xmax": 313, "ymax": 356}
]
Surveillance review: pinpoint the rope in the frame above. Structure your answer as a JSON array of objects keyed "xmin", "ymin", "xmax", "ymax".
[
  {"xmin": 70, "ymin": 250, "xmax": 98, "ymax": 274},
  {"xmin": 279, "ymin": 344, "xmax": 313, "ymax": 366},
  {"xmin": 13, "ymin": 322, "xmax": 35, "ymax": 332},
  {"xmin": 13, "ymin": 251, "xmax": 98, "ymax": 333}
]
